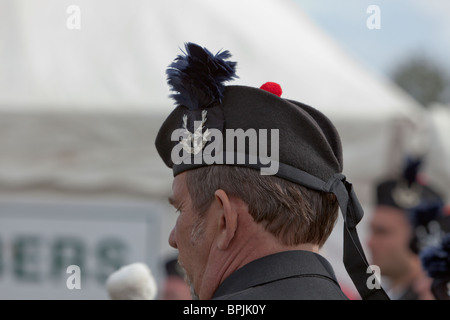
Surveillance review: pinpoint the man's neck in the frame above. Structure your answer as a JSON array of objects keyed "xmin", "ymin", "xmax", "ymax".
[{"xmin": 199, "ymin": 220, "xmax": 319, "ymax": 299}]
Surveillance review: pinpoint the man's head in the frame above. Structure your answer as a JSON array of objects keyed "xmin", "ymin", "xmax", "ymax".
[
  {"xmin": 168, "ymin": 165, "xmax": 339, "ymax": 299},
  {"xmin": 368, "ymin": 205, "xmax": 415, "ymax": 278},
  {"xmin": 368, "ymin": 157, "xmax": 445, "ymax": 283}
]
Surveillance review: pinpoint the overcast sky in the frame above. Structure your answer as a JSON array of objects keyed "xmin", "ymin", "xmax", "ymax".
[{"xmin": 293, "ymin": 0, "xmax": 450, "ymax": 78}]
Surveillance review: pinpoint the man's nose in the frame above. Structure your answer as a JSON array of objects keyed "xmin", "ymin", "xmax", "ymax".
[{"xmin": 168, "ymin": 226, "xmax": 177, "ymax": 249}]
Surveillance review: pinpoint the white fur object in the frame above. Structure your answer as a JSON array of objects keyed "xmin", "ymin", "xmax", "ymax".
[{"xmin": 106, "ymin": 263, "xmax": 157, "ymax": 300}]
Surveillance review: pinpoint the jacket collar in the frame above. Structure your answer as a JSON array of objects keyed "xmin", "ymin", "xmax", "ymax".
[{"xmin": 212, "ymin": 250, "xmax": 340, "ymax": 299}]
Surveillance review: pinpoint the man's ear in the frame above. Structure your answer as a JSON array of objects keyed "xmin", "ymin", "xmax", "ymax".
[{"xmin": 214, "ymin": 189, "xmax": 238, "ymax": 250}]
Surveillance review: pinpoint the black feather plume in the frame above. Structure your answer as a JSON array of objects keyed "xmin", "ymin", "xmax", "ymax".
[{"xmin": 166, "ymin": 42, "xmax": 238, "ymax": 110}]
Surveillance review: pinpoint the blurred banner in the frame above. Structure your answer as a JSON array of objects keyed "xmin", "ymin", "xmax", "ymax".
[{"xmin": 0, "ymin": 199, "xmax": 164, "ymax": 299}]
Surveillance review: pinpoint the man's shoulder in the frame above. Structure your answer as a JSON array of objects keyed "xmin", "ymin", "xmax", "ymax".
[
  {"xmin": 213, "ymin": 250, "xmax": 349, "ymax": 300},
  {"xmin": 215, "ymin": 274, "xmax": 348, "ymax": 300}
]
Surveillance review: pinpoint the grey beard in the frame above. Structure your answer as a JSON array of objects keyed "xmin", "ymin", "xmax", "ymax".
[
  {"xmin": 189, "ymin": 283, "xmax": 199, "ymax": 300},
  {"xmin": 178, "ymin": 259, "xmax": 199, "ymax": 300}
]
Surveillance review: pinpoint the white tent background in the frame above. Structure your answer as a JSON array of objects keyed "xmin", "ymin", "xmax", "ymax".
[{"xmin": 1, "ymin": 0, "xmax": 448, "ymax": 298}]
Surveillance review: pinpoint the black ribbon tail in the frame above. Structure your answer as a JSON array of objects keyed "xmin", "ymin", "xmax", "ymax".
[{"xmin": 329, "ymin": 175, "xmax": 390, "ymax": 300}]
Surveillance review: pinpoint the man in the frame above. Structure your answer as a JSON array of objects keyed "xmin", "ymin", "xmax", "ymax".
[
  {"xmin": 155, "ymin": 43, "xmax": 388, "ymax": 300},
  {"xmin": 368, "ymin": 203, "xmax": 434, "ymax": 299},
  {"xmin": 368, "ymin": 157, "xmax": 444, "ymax": 299}
]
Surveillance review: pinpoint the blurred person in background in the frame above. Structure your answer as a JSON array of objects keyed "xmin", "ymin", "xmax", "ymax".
[
  {"xmin": 368, "ymin": 157, "xmax": 447, "ymax": 299},
  {"xmin": 420, "ymin": 205, "xmax": 450, "ymax": 300},
  {"xmin": 159, "ymin": 257, "xmax": 192, "ymax": 300}
]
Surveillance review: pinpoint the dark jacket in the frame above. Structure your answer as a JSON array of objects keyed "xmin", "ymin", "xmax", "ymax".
[{"xmin": 212, "ymin": 250, "xmax": 348, "ymax": 300}]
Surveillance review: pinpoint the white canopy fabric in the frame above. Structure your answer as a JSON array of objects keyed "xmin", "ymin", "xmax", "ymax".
[
  {"xmin": 0, "ymin": 0, "xmax": 420, "ymax": 116},
  {"xmin": 424, "ymin": 104, "xmax": 450, "ymax": 198},
  {"xmin": 0, "ymin": 0, "xmax": 428, "ymax": 195}
]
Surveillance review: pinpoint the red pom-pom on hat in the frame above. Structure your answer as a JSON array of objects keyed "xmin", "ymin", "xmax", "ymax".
[{"xmin": 260, "ymin": 82, "xmax": 282, "ymax": 97}]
